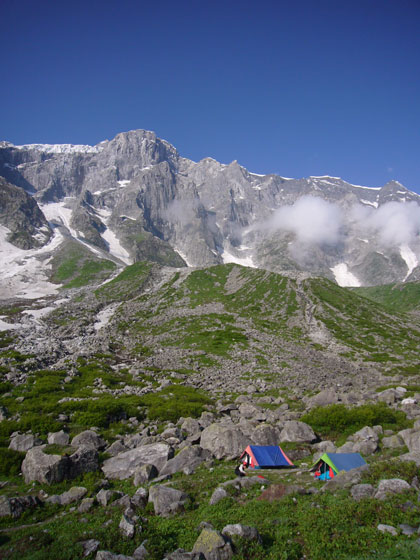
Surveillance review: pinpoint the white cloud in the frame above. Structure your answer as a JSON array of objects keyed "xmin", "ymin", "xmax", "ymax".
[
  {"xmin": 266, "ymin": 195, "xmax": 343, "ymax": 245},
  {"xmin": 351, "ymin": 201, "xmax": 420, "ymax": 246}
]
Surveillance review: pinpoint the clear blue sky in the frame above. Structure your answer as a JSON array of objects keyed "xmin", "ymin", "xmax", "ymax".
[{"xmin": 2, "ymin": 0, "xmax": 420, "ymax": 192}]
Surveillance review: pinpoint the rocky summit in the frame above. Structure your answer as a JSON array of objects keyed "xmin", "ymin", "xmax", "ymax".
[
  {"xmin": 1, "ymin": 130, "xmax": 420, "ymax": 560},
  {"xmin": 1, "ymin": 129, "xmax": 420, "ymax": 298}
]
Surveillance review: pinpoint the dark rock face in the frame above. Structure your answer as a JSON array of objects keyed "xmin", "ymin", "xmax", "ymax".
[{"xmin": 0, "ymin": 177, "xmax": 52, "ymax": 249}]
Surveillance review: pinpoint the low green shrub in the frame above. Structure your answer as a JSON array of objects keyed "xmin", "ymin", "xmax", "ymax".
[
  {"xmin": 0, "ymin": 448, "xmax": 25, "ymax": 476},
  {"xmin": 139, "ymin": 385, "xmax": 212, "ymax": 423},
  {"xmin": 301, "ymin": 402, "xmax": 410, "ymax": 440}
]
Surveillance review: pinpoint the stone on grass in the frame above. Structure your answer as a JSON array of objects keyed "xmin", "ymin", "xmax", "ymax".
[
  {"xmin": 21, "ymin": 446, "xmax": 69, "ymax": 484},
  {"xmin": 102, "ymin": 443, "xmax": 173, "ymax": 480},
  {"xmin": 398, "ymin": 429, "xmax": 420, "ymax": 453},
  {"xmin": 78, "ymin": 498, "xmax": 95, "ymax": 513},
  {"xmin": 133, "ymin": 464, "xmax": 158, "ymax": 485},
  {"xmin": 222, "ymin": 523, "xmax": 261, "ymax": 542},
  {"xmin": 0, "ymin": 495, "xmax": 40, "ymax": 518},
  {"xmin": 80, "ymin": 539, "xmax": 100, "ymax": 557},
  {"xmin": 181, "ymin": 417, "xmax": 202, "ymax": 435},
  {"xmin": 209, "ymin": 487, "xmax": 228, "ymax": 505},
  {"xmin": 192, "ymin": 528, "xmax": 233, "ymax": 560},
  {"xmin": 160, "ymin": 446, "xmax": 205, "ymax": 477},
  {"xmin": 96, "ymin": 489, "xmax": 118, "ymax": 507},
  {"xmin": 68, "ymin": 446, "xmax": 99, "ymax": 478},
  {"xmin": 106, "ymin": 440, "xmax": 128, "ymax": 457},
  {"xmin": 374, "ymin": 478, "xmax": 411, "ymax": 500},
  {"xmin": 381, "ymin": 435, "xmax": 404, "ymax": 449},
  {"xmin": 279, "ymin": 421, "xmax": 316, "ymax": 444},
  {"xmin": 9, "ymin": 433, "xmax": 42, "ymax": 452},
  {"xmin": 71, "ymin": 430, "xmax": 106, "ymax": 450},
  {"xmin": 322, "ymin": 465, "xmax": 369, "ymax": 492},
  {"xmin": 308, "ymin": 388, "xmax": 339, "ymax": 408},
  {"xmin": 377, "ymin": 524, "xmax": 398, "ymax": 536},
  {"xmin": 119, "ymin": 514, "xmax": 136, "ymax": 539},
  {"xmin": 131, "ymin": 487, "xmax": 149, "ymax": 508},
  {"xmin": 148, "ymin": 485, "xmax": 189, "ymax": 517},
  {"xmin": 47, "ymin": 430, "xmax": 70, "ymax": 446},
  {"xmin": 59, "ymin": 486, "xmax": 87, "ymax": 505},
  {"xmin": 133, "ymin": 541, "xmax": 150, "ymax": 559},
  {"xmin": 350, "ymin": 484, "xmax": 375, "ymax": 501}
]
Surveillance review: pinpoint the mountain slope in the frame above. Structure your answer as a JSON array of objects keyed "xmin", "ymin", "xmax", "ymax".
[{"xmin": 3, "ymin": 263, "xmax": 419, "ymax": 400}]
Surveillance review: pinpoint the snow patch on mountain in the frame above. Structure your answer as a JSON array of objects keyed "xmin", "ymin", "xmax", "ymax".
[
  {"xmin": 222, "ymin": 248, "xmax": 256, "ymax": 268},
  {"xmin": 0, "ymin": 225, "xmax": 62, "ymax": 299},
  {"xmin": 15, "ymin": 143, "xmax": 104, "ymax": 154},
  {"xmin": 331, "ymin": 263, "xmax": 361, "ymax": 287},
  {"xmin": 400, "ymin": 244, "xmax": 418, "ymax": 280},
  {"xmin": 40, "ymin": 200, "xmax": 78, "ymax": 238}
]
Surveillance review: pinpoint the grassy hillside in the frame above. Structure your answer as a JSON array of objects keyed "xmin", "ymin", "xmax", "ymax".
[{"xmin": 354, "ymin": 281, "xmax": 420, "ymax": 314}]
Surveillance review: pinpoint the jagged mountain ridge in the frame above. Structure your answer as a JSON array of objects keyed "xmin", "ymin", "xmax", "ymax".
[{"xmin": 1, "ymin": 129, "xmax": 420, "ymax": 295}]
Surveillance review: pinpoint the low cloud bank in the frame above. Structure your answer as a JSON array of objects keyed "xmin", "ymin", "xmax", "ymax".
[
  {"xmin": 266, "ymin": 196, "xmax": 343, "ymax": 245},
  {"xmin": 351, "ymin": 201, "xmax": 420, "ymax": 246}
]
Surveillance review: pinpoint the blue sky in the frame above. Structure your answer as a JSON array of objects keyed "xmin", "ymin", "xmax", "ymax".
[{"xmin": 2, "ymin": 0, "xmax": 420, "ymax": 192}]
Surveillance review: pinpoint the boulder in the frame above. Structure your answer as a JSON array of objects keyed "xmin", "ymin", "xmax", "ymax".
[
  {"xmin": 374, "ymin": 478, "xmax": 411, "ymax": 500},
  {"xmin": 238, "ymin": 403, "xmax": 266, "ymax": 421},
  {"xmin": 251, "ymin": 424, "xmax": 282, "ymax": 446},
  {"xmin": 71, "ymin": 430, "xmax": 106, "ymax": 450},
  {"xmin": 102, "ymin": 443, "xmax": 173, "ymax": 479},
  {"xmin": 313, "ymin": 440, "xmax": 336, "ymax": 453},
  {"xmin": 133, "ymin": 541, "xmax": 150, "ymax": 559},
  {"xmin": 308, "ymin": 388, "xmax": 339, "ymax": 408},
  {"xmin": 131, "ymin": 487, "xmax": 149, "ymax": 509},
  {"xmin": 279, "ymin": 421, "xmax": 316, "ymax": 443},
  {"xmin": 47, "ymin": 430, "xmax": 70, "ymax": 446},
  {"xmin": 198, "ymin": 412, "xmax": 215, "ymax": 428},
  {"xmin": 78, "ymin": 498, "xmax": 95, "ymax": 513},
  {"xmin": 160, "ymin": 446, "xmax": 205, "ymax": 477},
  {"xmin": 222, "ymin": 524, "xmax": 261, "ymax": 543},
  {"xmin": 97, "ymin": 489, "xmax": 119, "ymax": 507},
  {"xmin": 80, "ymin": 539, "xmax": 100, "ymax": 557},
  {"xmin": 106, "ymin": 440, "xmax": 128, "ymax": 457},
  {"xmin": 192, "ymin": 528, "xmax": 233, "ymax": 560},
  {"xmin": 352, "ymin": 440, "xmax": 378, "ymax": 456},
  {"xmin": 350, "ymin": 484, "xmax": 375, "ymax": 501},
  {"xmin": 0, "ymin": 495, "xmax": 40, "ymax": 518},
  {"xmin": 352, "ymin": 426, "xmax": 379, "ymax": 444},
  {"xmin": 148, "ymin": 485, "xmax": 189, "ymax": 516},
  {"xmin": 119, "ymin": 514, "xmax": 136, "ymax": 539},
  {"xmin": 181, "ymin": 418, "xmax": 202, "ymax": 435},
  {"xmin": 9, "ymin": 433, "xmax": 42, "ymax": 452},
  {"xmin": 21, "ymin": 446, "xmax": 70, "ymax": 484},
  {"xmin": 377, "ymin": 524, "xmax": 398, "ymax": 536},
  {"xmin": 200, "ymin": 424, "xmax": 248, "ymax": 460},
  {"xmin": 381, "ymin": 434, "xmax": 404, "ymax": 449},
  {"xmin": 397, "ymin": 452, "xmax": 420, "ymax": 466},
  {"xmin": 68, "ymin": 446, "xmax": 99, "ymax": 478},
  {"xmin": 322, "ymin": 465, "xmax": 369, "ymax": 492},
  {"xmin": 133, "ymin": 464, "xmax": 158, "ymax": 485},
  {"xmin": 398, "ymin": 429, "xmax": 420, "ymax": 453},
  {"xmin": 336, "ymin": 442, "xmax": 355, "ymax": 453},
  {"xmin": 209, "ymin": 487, "xmax": 228, "ymax": 505},
  {"xmin": 376, "ymin": 389, "xmax": 401, "ymax": 405},
  {"xmin": 58, "ymin": 486, "xmax": 88, "ymax": 506}
]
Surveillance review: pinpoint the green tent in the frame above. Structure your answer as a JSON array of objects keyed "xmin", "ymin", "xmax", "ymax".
[{"xmin": 312, "ymin": 452, "xmax": 367, "ymax": 481}]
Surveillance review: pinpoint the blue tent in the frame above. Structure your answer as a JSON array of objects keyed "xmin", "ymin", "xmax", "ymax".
[{"xmin": 240, "ymin": 445, "xmax": 295, "ymax": 468}]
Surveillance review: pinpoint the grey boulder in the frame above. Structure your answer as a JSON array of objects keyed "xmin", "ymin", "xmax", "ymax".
[
  {"xmin": 192, "ymin": 528, "xmax": 233, "ymax": 560},
  {"xmin": 160, "ymin": 446, "xmax": 206, "ymax": 477},
  {"xmin": 9, "ymin": 433, "xmax": 42, "ymax": 452},
  {"xmin": 0, "ymin": 495, "xmax": 40, "ymax": 518},
  {"xmin": 200, "ymin": 424, "xmax": 248, "ymax": 459},
  {"xmin": 279, "ymin": 421, "xmax": 317, "ymax": 443},
  {"xmin": 222, "ymin": 523, "xmax": 261, "ymax": 542},
  {"xmin": 102, "ymin": 443, "xmax": 173, "ymax": 479},
  {"xmin": 71, "ymin": 430, "xmax": 106, "ymax": 450},
  {"xmin": 148, "ymin": 485, "xmax": 189, "ymax": 517},
  {"xmin": 374, "ymin": 478, "xmax": 411, "ymax": 500}
]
